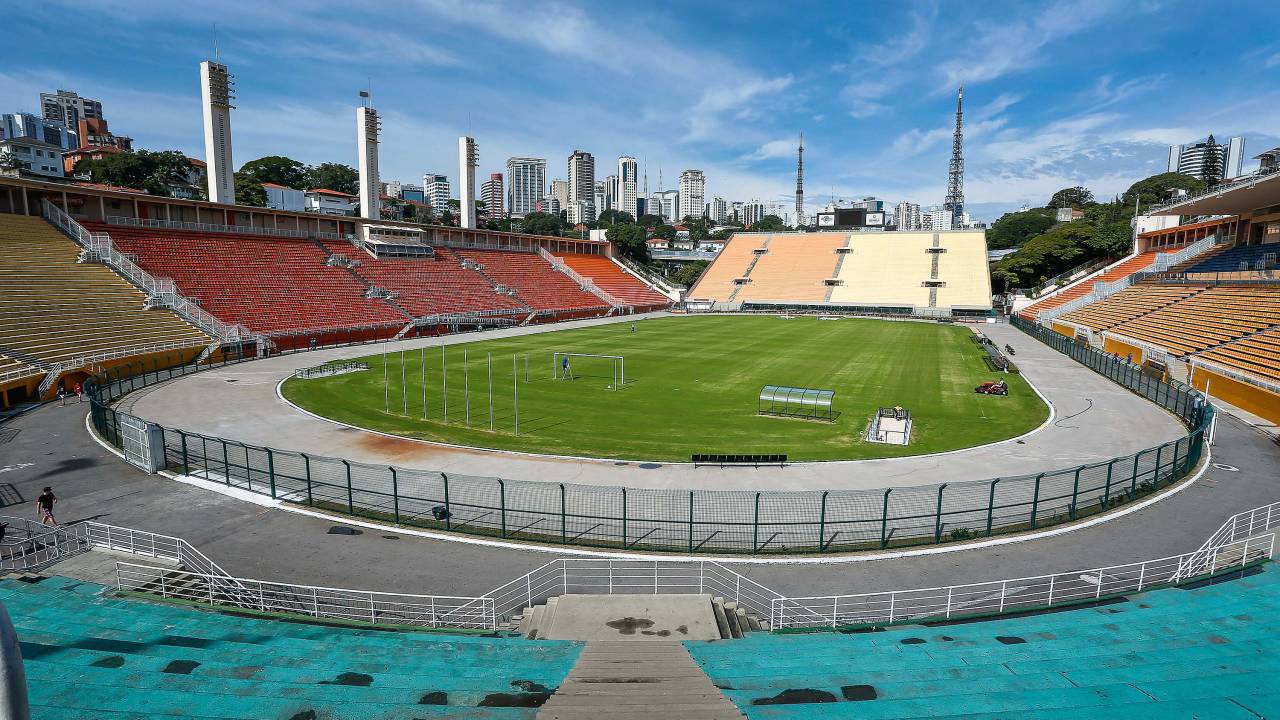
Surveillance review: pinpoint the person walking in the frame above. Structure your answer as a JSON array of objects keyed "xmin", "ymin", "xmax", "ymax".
[{"xmin": 36, "ymin": 487, "xmax": 57, "ymax": 527}]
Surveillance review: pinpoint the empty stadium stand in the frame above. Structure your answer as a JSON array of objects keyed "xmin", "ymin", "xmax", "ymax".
[
  {"xmin": 322, "ymin": 241, "xmax": 531, "ymax": 319},
  {"xmin": 734, "ymin": 234, "xmax": 846, "ymax": 304},
  {"xmin": 1186, "ymin": 243, "xmax": 1279, "ymax": 273},
  {"xmin": 457, "ymin": 249, "xmax": 608, "ymax": 313},
  {"xmin": 0, "ymin": 214, "xmax": 210, "ymax": 394},
  {"xmin": 1197, "ymin": 328, "xmax": 1280, "ymax": 384},
  {"xmin": 554, "ymin": 252, "xmax": 670, "ymax": 311},
  {"xmin": 688, "ymin": 234, "xmax": 768, "ymax": 302},
  {"xmin": 1056, "ymin": 284, "xmax": 1205, "ymax": 332},
  {"xmin": 1106, "ymin": 286, "xmax": 1280, "ymax": 358},
  {"xmin": 5, "ymin": 574, "xmax": 582, "ymax": 720},
  {"xmin": 829, "ymin": 231, "xmax": 991, "ymax": 311},
  {"xmin": 1018, "ymin": 250, "xmax": 1163, "ymax": 321},
  {"xmin": 685, "ymin": 566, "xmax": 1280, "ymax": 719},
  {"xmin": 690, "ymin": 231, "xmax": 991, "ymax": 313},
  {"xmin": 91, "ymin": 223, "xmax": 408, "ymax": 337}
]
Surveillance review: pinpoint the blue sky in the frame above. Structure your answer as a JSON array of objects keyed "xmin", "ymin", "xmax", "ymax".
[{"xmin": 3, "ymin": 0, "xmax": 1278, "ymax": 222}]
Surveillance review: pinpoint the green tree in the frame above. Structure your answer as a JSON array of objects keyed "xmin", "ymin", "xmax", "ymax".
[
  {"xmin": 1047, "ymin": 186, "xmax": 1094, "ymax": 209},
  {"xmin": 597, "ymin": 209, "xmax": 635, "ymax": 226},
  {"xmin": 307, "ymin": 162, "xmax": 359, "ymax": 195},
  {"xmin": 519, "ymin": 211, "xmax": 564, "ymax": 237},
  {"xmin": 636, "ymin": 213, "xmax": 664, "ymax": 228},
  {"xmin": 987, "ymin": 209, "xmax": 1056, "ymax": 250},
  {"xmin": 607, "ymin": 223, "xmax": 650, "ymax": 263},
  {"xmin": 75, "ymin": 149, "xmax": 197, "ymax": 197},
  {"xmin": 652, "ymin": 224, "xmax": 677, "ymax": 241},
  {"xmin": 234, "ymin": 172, "xmax": 267, "ymax": 207},
  {"xmin": 238, "ymin": 155, "xmax": 309, "ymax": 189},
  {"xmin": 683, "ymin": 217, "xmax": 711, "ymax": 250},
  {"xmin": 1200, "ymin": 135, "xmax": 1223, "ymax": 187},
  {"xmin": 668, "ymin": 260, "xmax": 709, "ymax": 287},
  {"xmin": 750, "ymin": 214, "xmax": 786, "ymax": 231},
  {"xmin": 1121, "ymin": 172, "xmax": 1205, "ymax": 211}
]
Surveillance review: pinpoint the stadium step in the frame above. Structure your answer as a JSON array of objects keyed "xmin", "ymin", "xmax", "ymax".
[
  {"xmin": 535, "ymin": 641, "xmax": 745, "ymax": 720},
  {"xmin": 516, "ymin": 595, "xmax": 767, "ymax": 641}
]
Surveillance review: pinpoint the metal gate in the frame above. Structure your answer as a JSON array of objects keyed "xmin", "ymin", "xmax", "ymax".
[{"xmin": 119, "ymin": 413, "xmax": 154, "ymax": 471}]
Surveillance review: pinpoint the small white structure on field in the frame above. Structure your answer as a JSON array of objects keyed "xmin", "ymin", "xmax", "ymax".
[{"xmin": 868, "ymin": 406, "xmax": 912, "ymax": 445}]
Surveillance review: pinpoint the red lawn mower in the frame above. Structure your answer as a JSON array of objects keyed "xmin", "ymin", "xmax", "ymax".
[{"xmin": 975, "ymin": 379, "xmax": 1009, "ymax": 396}]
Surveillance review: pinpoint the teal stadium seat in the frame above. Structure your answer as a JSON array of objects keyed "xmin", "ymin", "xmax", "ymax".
[
  {"xmin": 684, "ymin": 564, "xmax": 1280, "ymax": 719},
  {"xmin": 1, "ymin": 576, "xmax": 581, "ymax": 720}
]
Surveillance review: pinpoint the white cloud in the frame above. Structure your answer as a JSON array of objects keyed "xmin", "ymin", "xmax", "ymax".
[
  {"xmin": 740, "ymin": 138, "xmax": 800, "ymax": 162},
  {"xmin": 935, "ymin": 0, "xmax": 1125, "ymax": 89},
  {"xmin": 684, "ymin": 75, "xmax": 793, "ymax": 142},
  {"xmin": 1084, "ymin": 73, "xmax": 1167, "ymax": 109}
]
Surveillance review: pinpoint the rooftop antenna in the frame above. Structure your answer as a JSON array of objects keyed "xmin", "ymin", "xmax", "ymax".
[{"xmin": 212, "ymin": 24, "xmax": 220, "ymax": 62}]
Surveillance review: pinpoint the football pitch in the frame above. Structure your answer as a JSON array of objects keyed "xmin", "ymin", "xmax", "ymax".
[{"xmin": 281, "ymin": 316, "xmax": 1049, "ymax": 462}]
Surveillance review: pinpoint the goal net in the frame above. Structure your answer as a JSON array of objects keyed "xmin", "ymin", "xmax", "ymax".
[{"xmin": 553, "ymin": 352, "xmax": 626, "ymax": 390}]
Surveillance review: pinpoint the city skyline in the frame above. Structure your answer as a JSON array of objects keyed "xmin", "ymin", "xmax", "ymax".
[{"xmin": 1, "ymin": 1, "xmax": 1277, "ymax": 222}]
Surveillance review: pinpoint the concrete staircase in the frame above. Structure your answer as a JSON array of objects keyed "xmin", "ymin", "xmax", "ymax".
[
  {"xmin": 536, "ymin": 641, "xmax": 745, "ymax": 720},
  {"xmin": 512, "ymin": 594, "xmax": 768, "ymax": 641}
]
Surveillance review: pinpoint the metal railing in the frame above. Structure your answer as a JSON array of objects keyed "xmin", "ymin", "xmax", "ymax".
[
  {"xmin": 43, "ymin": 201, "xmax": 257, "ymax": 345},
  {"xmin": 1017, "ymin": 257, "xmax": 1113, "ymax": 299},
  {"xmin": 1150, "ymin": 165, "xmax": 1280, "ymax": 214},
  {"xmin": 35, "ymin": 338, "xmax": 212, "ymax": 396},
  {"xmin": 1175, "ymin": 501, "xmax": 1280, "ymax": 581},
  {"xmin": 1149, "ymin": 234, "xmax": 1221, "ymax": 271},
  {"xmin": 107, "ymin": 215, "xmax": 353, "ymax": 243},
  {"xmin": 771, "ymin": 533, "xmax": 1274, "ymax": 629},
  {"xmin": 115, "ymin": 563, "xmax": 494, "ymax": 630},
  {"xmin": 82, "ymin": 316, "xmax": 1213, "ymax": 556},
  {"xmin": 482, "ymin": 558, "xmax": 783, "ymax": 625},
  {"xmin": 538, "ymin": 247, "xmax": 631, "ymax": 312}
]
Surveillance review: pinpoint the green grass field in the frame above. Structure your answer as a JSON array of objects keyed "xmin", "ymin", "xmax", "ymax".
[{"xmin": 281, "ymin": 316, "xmax": 1048, "ymax": 461}]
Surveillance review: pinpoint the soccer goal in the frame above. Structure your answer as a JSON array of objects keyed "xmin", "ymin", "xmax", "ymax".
[{"xmin": 554, "ymin": 352, "xmax": 626, "ymax": 390}]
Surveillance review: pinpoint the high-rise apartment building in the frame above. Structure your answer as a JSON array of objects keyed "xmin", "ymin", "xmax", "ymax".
[
  {"xmin": 482, "ymin": 172, "xmax": 504, "ymax": 219},
  {"xmin": 1168, "ymin": 136, "xmax": 1246, "ymax": 181},
  {"xmin": 743, "ymin": 200, "xmax": 765, "ymax": 227},
  {"xmin": 567, "ymin": 150, "xmax": 595, "ymax": 221},
  {"xmin": 617, "ymin": 156, "xmax": 638, "ymax": 218},
  {"xmin": 710, "ymin": 197, "xmax": 728, "ymax": 224},
  {"xmin": 423, "ymin": 173, "xmax": 450, "ymax": 214},
  {"xmin": 550, "ymin": 179, "xmax": 569, "ymax": 208},
  {"xmin": 678, "ymin": 170, "xmax": 705, "ymax": 222},
  {"xmin": 894, "ymin": 201, "xmax": 921, "ymax": 230},
  {"xmin": 921, "ymin": 206, "xmax": 952, "ymax": 231},
  {"xmin": 506, "ymin": 157, "xmax": 546, "ymax": 218},
  {"xmin": 1, "ymin": 112, "xmax": 78, "ymax": 150},
  {"xmin": 600, "ymin": 175, "xmax": 617, "ymax": 216},
  {"xmin": 199, "ymin": 61, "xmax": 236, "ymax": 205},
  {"xmin": 41, "ymin": 89, "xmax": 103, "ymax": 128}
]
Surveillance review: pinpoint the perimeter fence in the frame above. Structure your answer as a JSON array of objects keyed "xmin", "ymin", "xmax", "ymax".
[{"xmin": 86, "ymin": 317, "xmax": 1212, "ymax": 555}]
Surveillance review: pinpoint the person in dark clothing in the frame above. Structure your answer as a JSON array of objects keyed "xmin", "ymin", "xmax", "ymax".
[{"xmin": 36, "ymin": 487, "xmax": 57, "ymax": 527}]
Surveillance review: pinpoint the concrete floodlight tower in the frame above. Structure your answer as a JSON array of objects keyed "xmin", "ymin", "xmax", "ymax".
[
  {"xmin": 199, "ymin": 59, "xmax": 236, "ymax": 204},
  {"xmin": 356, "ymin": 91, "xmax": 381, "ymax": 220},
  {"xmin": 944, "ymin": 86, "xmax": 965, "ymax": 229},
  {"xmin": 459, "ymin": 136, "xmax": 478, "ymax": 229}
]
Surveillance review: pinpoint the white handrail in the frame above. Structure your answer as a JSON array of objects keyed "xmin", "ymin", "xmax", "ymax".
[
  {"xmin": 538, "ymin": 247, "xmax": 630, "ymax": 311},
  {"xmin": 773, "ymin": 533, "xmax": 1274, "ymax": 629},
  {"xmin": 1173, "ymin": 500, "xmax": 1280, "ymax": 581},
  {"xmin": 108, "ymin": 215, "xmax": 352, "ymax": 242},
  {"xmin": 115, "ymin": 563, "xmax": 495, "ymax": 630},
  {"xmin": 42, "ymin": 201, "xmax": 258, "ymax": 345}
]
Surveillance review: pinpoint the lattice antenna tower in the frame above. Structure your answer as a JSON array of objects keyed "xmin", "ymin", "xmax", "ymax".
[{"xmin": 944, "ymin": 86, "xmax": 965, "ymax": 228}]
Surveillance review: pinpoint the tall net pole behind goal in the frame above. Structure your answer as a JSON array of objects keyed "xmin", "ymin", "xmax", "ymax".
[{"xmin": 553, "ymin": 352, "xmax": 626, "ymax": 390}]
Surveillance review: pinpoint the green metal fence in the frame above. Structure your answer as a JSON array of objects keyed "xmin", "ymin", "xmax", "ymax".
[{"xmin": 87, "ymin": 318, "xmax": 1212, "ymax": 555}]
